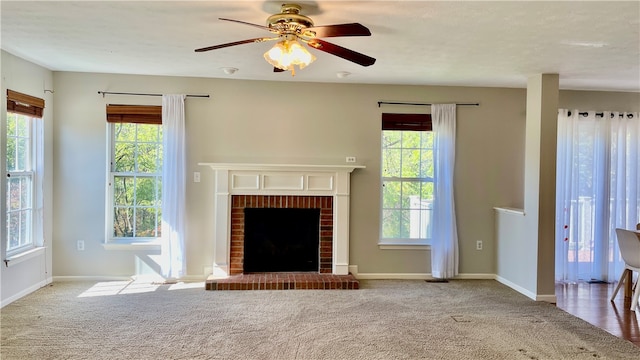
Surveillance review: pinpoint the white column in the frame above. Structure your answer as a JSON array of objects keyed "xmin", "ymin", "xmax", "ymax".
[
  {"xmin": 524, "ymin": 74, "xmax": 559, "ymax": 301},
  {"xmin": 212, "ymin": 169, "xmax": 231, "ymax": 277},
  {"xmin": 333, "ymin": 171, "xmax": 351, "ymax": 275}
]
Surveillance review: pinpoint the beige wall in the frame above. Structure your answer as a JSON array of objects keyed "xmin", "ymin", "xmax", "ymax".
[
  {"xmin": 51, "ymin": 72, "xmax": 529, "ymax": 278},
  {"xmin": 560, "ymin": 91, "xmax": 640, "ymax": 112},
  {"xmin": 1, "ymin": 51, "xmax": 54, "ymax": 306},
  {"xmin": 3, "ymin": 52, "xmax": 638, "ymax": 303},
  {"xmin": 48, "ymin": 71, "xmax": 640, "ymax": 280}
]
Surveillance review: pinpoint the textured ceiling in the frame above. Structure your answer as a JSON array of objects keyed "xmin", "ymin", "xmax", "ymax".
[{"xmin": 2, "ymin": 1, "xmax": 639, "ymax": 91}]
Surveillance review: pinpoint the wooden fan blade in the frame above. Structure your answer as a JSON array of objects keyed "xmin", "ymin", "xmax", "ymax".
[
  {"xmin": 306, "ymin": 39, "xmax": 376, "ymax": 67},
  {"xmin": 273, "ymin": 67, "xmax": 286, "ymax": 73},
  {"xmin": 195, "ymin": 38, "xmax": 273, "ymax": 52},
  {"xmin": 304, "ymin": 23, "xmax": 371, "ymax": 38},
  {"xmin": 219, "ymin": 18, "xmax": 279, "ymax": 34}
]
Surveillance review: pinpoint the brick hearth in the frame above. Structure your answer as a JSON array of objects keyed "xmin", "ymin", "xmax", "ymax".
[
  {"xmin": 206, "ymin": 194, "xmax": 360, "ymax": 291},
  {"xmin": 205, "ymin": 272, "xmax": 359, "ymax": 290},
  {"xmin": 230, "ymin": 195, "xmax": 334, "ymax": 275}
]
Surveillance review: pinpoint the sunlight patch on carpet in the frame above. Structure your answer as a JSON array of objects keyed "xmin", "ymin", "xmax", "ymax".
[
  {"xmin": 120, "ymin": 282, "xmax": 160, "ymax": 294},
  {"xmin": 168, "ymin": 282, "xmax": 204, "ymax": 291},
  {"xmin": 77, "ymin": 281, "xmax": 132, "ymax": 297},
  {"xmin": 77, "ymin": 281, "xmax": 159, "ymax": 297}
]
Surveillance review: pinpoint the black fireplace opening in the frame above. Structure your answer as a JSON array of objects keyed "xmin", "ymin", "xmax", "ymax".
[{"xmin": 243, "ymin": 208, "xmax": 320, "ymax": 273}]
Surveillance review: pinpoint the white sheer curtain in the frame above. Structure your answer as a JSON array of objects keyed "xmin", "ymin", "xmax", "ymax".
[
  {"xmin": 430, "ymin": 104, "xmax": 459, "ymax": 279},
  {"xmin": 161, "ymin": 94, "xmax": 187, "ymax": 279},
  {"xmin": 556, "ymin": 109, "xmax": 640, "ymax": 283},
  {"xmin": 34, "ymin": 116, "xmax": 44, "ymax": 248}
]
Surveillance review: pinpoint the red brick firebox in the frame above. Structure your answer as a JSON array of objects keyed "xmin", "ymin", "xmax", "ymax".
[{"xmin": 229, "ymin": 195, "xmax": 333, "ymax": 275}]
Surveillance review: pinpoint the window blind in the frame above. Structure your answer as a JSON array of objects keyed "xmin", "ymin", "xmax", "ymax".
[
  {"xmin": 6, "ymin": 90, "xmax": 45, "ymax": 118},
  {"xmin": 382, "ymin": 113, "xmax": 432, "ymax": 131},
  {"xmin": 106, "ymin": 104, "xmax": 162, "ymax": 124}
]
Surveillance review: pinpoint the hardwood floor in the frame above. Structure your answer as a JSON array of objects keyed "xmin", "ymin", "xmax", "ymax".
[{"xmin": 555, "ymin": 281, "xmax": 640, "ymax": 347}]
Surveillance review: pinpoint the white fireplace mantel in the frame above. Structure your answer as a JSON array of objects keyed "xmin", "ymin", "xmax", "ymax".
[
  {"xmin": 200, "ymin": 162, "xmax": 364, "ymax": 173},
  {"xmin": 199, "ymin": 162, "xmax": 365, "ymax": 278}
]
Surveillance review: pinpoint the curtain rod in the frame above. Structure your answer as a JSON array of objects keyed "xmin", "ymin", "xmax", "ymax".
[
  {"xmin": 378, "ymin": 101, "xmax": 479, "ymax": 108},
  {"xmin": 568, "ymin": 110, "xmax": 634, "ymax": 119},
  {"xmin": 98, "ymin": 91, "xmax": 210, "ymax": 98}
]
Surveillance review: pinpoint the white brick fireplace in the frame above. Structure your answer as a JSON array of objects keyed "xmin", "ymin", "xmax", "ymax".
[{"xmin": 199, "ymin": 162, "xmax": 364, "ymax": 278}]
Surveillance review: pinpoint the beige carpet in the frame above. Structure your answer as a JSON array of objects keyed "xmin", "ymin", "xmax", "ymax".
[{"xmin": 2, "ymin": 279, "xmax": 639, "ymax": 359}]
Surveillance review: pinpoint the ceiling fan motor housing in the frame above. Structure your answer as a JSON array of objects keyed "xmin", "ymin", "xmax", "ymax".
[{"xmin": 267, "ymin": 4, "xmax": 314, "ymax": 35}]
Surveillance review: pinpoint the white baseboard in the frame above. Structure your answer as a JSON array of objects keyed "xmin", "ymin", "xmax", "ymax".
[
  {"xmin": 354, "ymin": 272, "xmax": 496, "ymax": 280},
  {"xmin": 348, "ymin": 265, "xmax": 358, "ymax": 275},
  {"xmin": 536, "ymin": 294, "xmax": 557, "ymax": 303},
  {"xmin": 495, "ymin": 275, "xmax": 536, "ymax": 299},
  {"xmin": 495, "ymin": 275, "xmax": 556, "ymax": 303},
  {"xmin": 1, "ymin": 277, "xmax": 52, "ymax": 308},
  {"xmin": 355, "ymin": 273, "xmax": 431, "ymax": 280},
  {"xmin": 455, "ymin": 273, "xmax": 497, "ymax": 280}
]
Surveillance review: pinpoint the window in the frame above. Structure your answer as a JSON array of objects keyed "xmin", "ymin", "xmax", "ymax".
[
  {"xmin": 556, "ymin": 110, "xmax": 639, "ymax": 283},
  {"xmin": 106, "ymin": 105, "xmax": 162, "ymax": 242},
  {"xmin": 380, "ymin": 113, "xmax": 434, "ymax": 245},
  {"xmin": 6, "ymin": 112, "xmax": 35, "ymax": 255},
  {"xmin": 4, "ymin": 90, "xmax": 44, "ymax": 257}
]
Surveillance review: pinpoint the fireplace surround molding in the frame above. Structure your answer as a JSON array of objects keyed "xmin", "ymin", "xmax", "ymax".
[{"xmin": 199, "ymin": 162, "xmax": 365, "ymax": 278}]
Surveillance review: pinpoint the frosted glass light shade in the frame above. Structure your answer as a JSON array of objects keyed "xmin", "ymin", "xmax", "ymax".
[{"xmin": 264, "ymin": 39, "xmax": 316, "ymax": 74}]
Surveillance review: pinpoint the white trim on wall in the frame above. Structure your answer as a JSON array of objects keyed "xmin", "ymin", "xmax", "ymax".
[
  {"xmin": 4, "ymin": 247, "xmax": 46, "ymax": 267},
  {"xmin": 353, "ymin": 272, "xmax": 496, "ymax": 280},
  {"xmin": 1, "ymin": 277, "xmax": 52, "ymax": 308},
  {"xmin": 496, "ymin": 275, "xmax": 557, "ymax": 303}
]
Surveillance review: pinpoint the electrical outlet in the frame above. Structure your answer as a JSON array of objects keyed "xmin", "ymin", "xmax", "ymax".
[
  {"xmin": 476, "ymin": 240, "xmax": 483, "ymax": 251},
  {"xmin": 77, "ymin": 240, "xmax": 85, "ymax": 251},
  {"xmin": 194, "ymin": 172, "xmax": 201, "ymax": 183},
  {"xmin": 346, "ymin": 156, "xmax": 356, "ymax": 163}
]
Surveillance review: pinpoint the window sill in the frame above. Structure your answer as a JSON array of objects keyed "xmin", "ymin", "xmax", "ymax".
[
  {"xmin": 103, "ymin": 241, "xmax": 161, "ymax": 251},
  {"xmin": 4, "ymin": 247, "xmax": 46, "ymax": 267},
  {"xmin": 378, "ymin": 243, "xmax": 431, "ymax": 250}
]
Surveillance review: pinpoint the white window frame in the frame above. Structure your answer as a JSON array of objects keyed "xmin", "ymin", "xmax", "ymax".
[
  {"xmin": 105, "ymin": 122, "xmax": 162, "ymax": 245},
  {"xmin": 379, "ymin": 129, "xmax": 434, "ymax": 248},
  {"xmin": 5, "ymin": 112, "xmax": 36, "ymax": 257}
]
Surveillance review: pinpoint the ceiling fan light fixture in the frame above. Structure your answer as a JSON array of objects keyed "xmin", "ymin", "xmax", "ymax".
[
  {"xmin": 196, "ymin": 4, "xmax": 375, "ymax": 73},
  {"xmin": 263, "ymin": 39, "xmax": 316, "ymax": 76}
]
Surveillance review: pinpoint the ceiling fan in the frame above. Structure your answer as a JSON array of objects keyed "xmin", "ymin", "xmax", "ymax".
[{"xmin": 195, "ymin": 3, "xmax": 376, "ymax": 75}]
